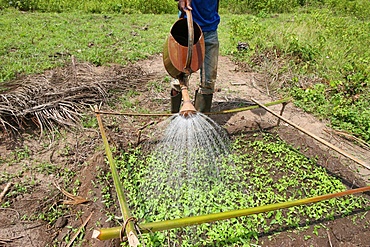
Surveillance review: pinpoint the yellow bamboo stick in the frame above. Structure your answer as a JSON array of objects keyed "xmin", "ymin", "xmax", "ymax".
[
  {"xmin": 94, "ymin": 185, "xmax": 370, "ymax": 241},
  {"xmin": 94, "ymin": 106, "xmax": 139, "ymax": 246},
  {"xmin": 93, "ymin": 98, "xmax": 291, "ymax": 117},
  {"xmin": 208, "ymin": 97, "xmax": 291, "ymax": 115}
]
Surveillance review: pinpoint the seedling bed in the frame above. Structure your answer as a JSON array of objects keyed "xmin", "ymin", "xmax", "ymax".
[{"xmin": 93, "ymin": 103, "xmax": 370, "ymax": 246}]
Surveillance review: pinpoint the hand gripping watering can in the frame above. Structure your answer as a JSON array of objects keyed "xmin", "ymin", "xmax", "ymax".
[{"xmin": 163, "ymin": 9, "xmax": 205, "ymax": 117}]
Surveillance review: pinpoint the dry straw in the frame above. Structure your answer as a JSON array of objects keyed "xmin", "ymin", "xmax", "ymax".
[{"xmin": 0, "ymin": 58, "xmax": 153, "ymax": 136}]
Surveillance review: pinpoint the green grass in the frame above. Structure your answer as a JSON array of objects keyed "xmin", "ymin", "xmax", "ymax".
[
  {"xmin": 109, "ymin": 133, "xmax": 369, "ymax": 246},
  {"xmin": 226, "ymin": 9, "xmax": 370, "ymax": 143},
  {"xmin": 0, "ymin": 9, "xmax": 174, "ymax": 83}
]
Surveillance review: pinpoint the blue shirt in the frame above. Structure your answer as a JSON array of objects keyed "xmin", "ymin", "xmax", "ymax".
[{"xmin": 191, "ymin": 0, "xmax": 220, "ymax": 32}]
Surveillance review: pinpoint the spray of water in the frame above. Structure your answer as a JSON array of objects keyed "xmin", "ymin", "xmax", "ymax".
[
  {"xmin": 144, "ymin": 113, "xmax": 230, "ymax": 196},
  {"xmin": 136, "ymin": 113, "xmax": 237, "ymax": 243}
]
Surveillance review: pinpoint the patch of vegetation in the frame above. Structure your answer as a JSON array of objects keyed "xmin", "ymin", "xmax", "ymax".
[
  {"xmin": 104, "ymin": 133, "xmax": 369, "ymax": 246},
  {"xmin": 0, "ymin": 9, "xmax": 174, "ymax": 83},
  {"xmin": 227, "ymin": 9, "xmax": 370, "ymax": 143},
  {"xmin": 221, "ymin": 0, "xmax": 300, "ymax": 14},
  {"xmin": 81, "ymin": 113, "xmax": 98, "ymax": 129},
  {"xmin": 119, "ymin": 89, "xmax": 140, "ymax": 110}
]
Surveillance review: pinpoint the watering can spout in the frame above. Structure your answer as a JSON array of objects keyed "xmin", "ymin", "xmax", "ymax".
[{"xmin": 179, "ymin": 86, "xmax": 196, "ymax": 118}]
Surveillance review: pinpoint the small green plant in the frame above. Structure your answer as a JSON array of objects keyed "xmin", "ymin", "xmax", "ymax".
[
  {"xmin": 118, "ymin": 90, "xmax": 140, "ymax": 110},
  {"xmin": 304, "ymin": 234, "xmax": 312, "ymax": 240},
  {"xmin": 10, "ymin": 146, "xmax": 31, "ymax": 162},
  {"xmin": 38, "ymin": 204, "xmax": 67, "ymax": 224},
  {"xmin": 35, "ymin": 162, "xmax": 60, "ymax": 175},
  {"xmin": 147, "ymin": 80, "xmax": 164, "ymax": 93},
  {"xmin": 81, "ymin": 114, "xmax": 98, "ymax": 129}
]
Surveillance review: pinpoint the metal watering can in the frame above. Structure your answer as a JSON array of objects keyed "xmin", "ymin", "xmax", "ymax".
[{"xmin": 163, "ymin": 9, "xmax": 205, "ymax": 117}]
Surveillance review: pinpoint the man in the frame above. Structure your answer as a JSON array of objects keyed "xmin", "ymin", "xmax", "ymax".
[{"xmin": 171, "ymin": 0, "xmax": 220, "ymax": 113}]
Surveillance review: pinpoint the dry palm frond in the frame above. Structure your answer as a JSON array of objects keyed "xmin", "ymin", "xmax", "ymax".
[
  {"xmin": 53, "ymin": 182, "xmax": 89, "ymax": 205},
  {"xmin": 0, "ymin": 60, "xmax": 153, "ymax": 136}
]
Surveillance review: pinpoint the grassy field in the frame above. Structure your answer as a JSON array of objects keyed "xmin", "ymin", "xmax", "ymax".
[
  {"xmin": 1, "ymin": 3, "xmax": 369, "ymax": 143},
  {"xmin": 0, "ymin": 9, "xmax": 174, "ymax": 83}
]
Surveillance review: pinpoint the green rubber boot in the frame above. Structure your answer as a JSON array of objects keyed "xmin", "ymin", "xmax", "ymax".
[
  {"xmin": 171, "ymin": 89, "xmax": 182, "ymax": 113},
  {"xmin": 194, "ymin": 90, "xmax": 213, "ymax": 113}
]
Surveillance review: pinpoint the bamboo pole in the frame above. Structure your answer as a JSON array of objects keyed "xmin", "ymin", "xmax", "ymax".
[
  {"xmin": 208, "ymin": 97, "xmax": 291, "ymax": 115},
  {"xmin": 94, "ymin": 106, "xmax": 140, "ymax": 247},
  {"xmin": 251, "ymin": 98, "xmax": 370, "ymax": 171},
  {"xmin": 94, "ymin": 98, "xmax": 291, "ymax": 117},
  {"xmin": 93, "ymin": 185, "xmax": 370, "ymax": 240},
  {"xmin": 93, "ymin": 110, "xmax": 173, "ymax": 117}
]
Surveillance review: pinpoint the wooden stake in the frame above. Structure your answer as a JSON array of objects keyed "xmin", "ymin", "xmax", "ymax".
[
  {"xmin": 66, "ymin": 211, "xmax": 93, "ymax": 247},
  {"xmin": 251, "ymin": 98, "xmax": 370, "ymax": 171},
  {"xmin": 0, "ymin": 182, "xmax": 11, "ymax": 202}
]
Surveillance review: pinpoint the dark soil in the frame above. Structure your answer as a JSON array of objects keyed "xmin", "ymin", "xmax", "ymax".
[{"xmin": 0, "ymin": 55, "xmax": 369, "ymax": 247}]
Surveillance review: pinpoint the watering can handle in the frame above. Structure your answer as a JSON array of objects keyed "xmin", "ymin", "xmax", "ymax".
[{"xmin": 184, "ymin": 9, "xmax": 194, "ymax": 75}]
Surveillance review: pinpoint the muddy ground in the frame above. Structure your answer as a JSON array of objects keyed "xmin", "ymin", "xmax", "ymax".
[{"xmin": 0, "ymin": 55, "xmax": 370, "ymax": 247}]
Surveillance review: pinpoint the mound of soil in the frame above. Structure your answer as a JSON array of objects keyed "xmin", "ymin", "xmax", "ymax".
[{"xmin": 0, "ymin": 55, "xmax": 369, "ymax": 247}]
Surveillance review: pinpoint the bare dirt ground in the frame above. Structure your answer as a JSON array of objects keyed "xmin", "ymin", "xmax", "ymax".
[{"xmin": 0, "ymin": 54, "xmax": 370, "ymax": 247}]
